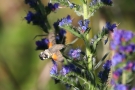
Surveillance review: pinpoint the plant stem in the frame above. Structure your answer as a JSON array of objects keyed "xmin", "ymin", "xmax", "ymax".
[
  {"xmin": 83, "ymin": 0, "xmax": 92, "ymax": 70},
  {"xmin": 83, "ymin": 1, "xmax": 95, "ymax": 90},
  {"xmin": 122, "ymin": 70, "xmax": 126, "ymax": 84}
]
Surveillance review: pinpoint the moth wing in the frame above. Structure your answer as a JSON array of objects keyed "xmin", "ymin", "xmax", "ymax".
[
  {"xmin": 49, "ymin": 44, "xmax": 65, "ymax": 53},
  {"xmin": 55, "ymin": 59, "xmax": 63, "ymax": 72},
  {"xmin": 55, "ymin": 50, "xmax": 64, "ymax": 62},
  {"xmin": 52, "ymin": 50, "xmax": 64, "ymax": 71},
  {"xmin": 48, "ymin": 32, "xmax": 56, "ymax": 48}
]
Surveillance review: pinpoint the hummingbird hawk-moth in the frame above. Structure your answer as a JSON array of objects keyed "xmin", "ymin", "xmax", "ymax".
[{"xmin": 39, "ymin": 32, "xmax": 65, "ymax": 62}]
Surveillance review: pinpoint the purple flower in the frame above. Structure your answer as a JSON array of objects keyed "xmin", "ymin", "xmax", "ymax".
[
  {"xmin": 67, "ymin": 0, "xmax": 75, "ymax": 8},
  {"xmin": 105, "ymin": 22, "xmax": 117, "ymax": 32},
  {"xmin": 25, "ymin": 0, "xmax": 37, "ymax": 7},
  {"xmin": 98, "ymin": 70, "xmax": 110, "ymax": 83},
  {"xmin": 78, "ymin": 19, "xmax": 90, "ymax": 32},
  {"xmin": 113, "ymin": 69, "xmax": 123, "ymax": 80},
  {"xmin": 68, "ymin": 48, "xmax": 81, "ymax": 59},
  {"xmin": 25, "ymin": 11, "xmax": 47, "ymax": 30},
  {"xmin": 25, "ymin": 11, "xmax": 34, "ymax": 23},
  {"xmin": 131, "ymin": 87, "xmax": 135, "ymax": 90},
  {"xmin": 103, "ymin": 60, "xmax": 112, "ymax": 70},
  {"xmin": 90, "ymin": 0, "xmax": 98, "ymax": 6},
  {"xmin": 125, "ymin": 43, "xmax": 135, "ymax": 53},
  {"xmin": 60, "ymin": 65, "xmax": 70, "ymax": 75},
  {"xmin": 110, "ymin": 29, "xmax": 135, "ymax": 52},
  {"xmin": 112, "ymin": 29, "xmax": 123, "ymax": 44},
  {"xmin": 110, "ymin": 41, "xmax": 118, "ymax": 50},
  {"xmin": 69, "ymin": 3, "xmax": 75, "ymax": 8},
  {"xmin": 59, "ymin": 29, "xmax": 66, "ymax": 37},
  {"xmin": 53, "ymin": 19, "xmax": 60, "ymax": 30},
  {"xmin": 98, "ymin": 61, "xmax": 111, "ymax": 83},
  {"xmin": 132, "ymin": 63, "xmax": 135, "ymax": 72},
  {"xmin": 110, "ymin": 79, "xmax": 116, "ymax": 86},
  {"xmin": 112, "ymin": 53, "xmax": 125, "ymax": 66},
  {"xmin": 59, "ymin": 15, "xmax": 72, "ymax": 27},
  {"xmin": 122, "ymin": 30, "xmax": 134, "ymax": 42},
  {"xmin": 56, "ymin": 29, "xmax": 66, "ymax": 44},
  {"xmin": 68, "ymin": 64, "xmax": 81, "ymax": 74},
  {"xmin": 124, "ymin": 62, "xmax": 133, "ymax": 71},
  {"xmin": 48, "ymin": 3, "xmax": 59, "ymax": 11},
  {"xmin": 50, "ymin": 63, "xmax": 58, "ymax": 75},
  {"xmin": 114, "ymin": 84, "xmax": 127, "ymax": 90},
  {"xmin": 101, "ymin": 0, "xmax": 113, "ymax": 5},
  {"xmin": 36, "ymin": 38, "xmax": 49, "ymax": 50}
]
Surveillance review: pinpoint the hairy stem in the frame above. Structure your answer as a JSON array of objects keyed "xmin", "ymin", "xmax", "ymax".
[
  {"xmin": 83, "ymin": 0, "xmax": 92, "ymax": 71},
  {"xmin": 83, "ymin": 1, "xmax": 94, "ymax": 90}
]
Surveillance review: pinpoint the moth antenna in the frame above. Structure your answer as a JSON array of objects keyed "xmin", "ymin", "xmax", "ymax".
[
  {"xmin": 33, "ymin": 34, "xmax": 47, "ymax": 40},
  {"xmin": 117, "ymin": 23, "xmax": 120, "ymax": 26},
  {"xmin": 66, "ymin": 38, "xmax": 78, "ymax": 45}
]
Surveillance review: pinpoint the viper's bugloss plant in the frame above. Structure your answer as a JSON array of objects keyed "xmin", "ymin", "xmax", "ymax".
[{"xmin": 24, "ymin": 0, "xmax": 135, "ymax": 90}]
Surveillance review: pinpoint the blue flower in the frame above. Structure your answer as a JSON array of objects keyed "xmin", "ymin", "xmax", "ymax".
[
  {"xmin": 132, "ymin": 63, "xmax": 135, "ymax": 72},
  {"xmin": 59, "ymin": 15, "xmax": 72, "ymax": 27},
  {"xmin": 67, "ymin": 0, "xmax": 75, "ymax": 8},
  {"xmin": 113, "ymin": 68, "xmax": 123, "ymax": 80},
  {"xmin": 110, "ymin": 41, "xmax": 118, "ymax": 50},
  {"xmin": 68, "ymin": 48, "xmax": 81, "ymax": 59},
  {"xmin": 25, "ymin": 11, "xmax": 46, "ymax": 29},
  {"xmin": 122, "ymin": 30, "xmax": 134, "ymax": 41},
  {"xmin": 48, "ymin": 3, "xmax": 59, "ymax": 11},
  {"xmin": 101, "ymin": 0, "xmax": 113, "ymax": 6},
  {"xmin": 90, "ymin": 0, "xmax": 98, "ymax": 6},
  {"xmin": 53, "ymin": 19, "xmax": 60, "ymax": 30},
  {"xmin": 132, "ymin": 87, "xmax": 135, "ymax": 90},
  {"xmin": 25, "ymin": 11, "xmax": 34, "ymax": 23},
  {"xmin": 25, "ymin": 0, "xmax": 37, "ymax": 7},
  {"xmin": 124, "ymin": 62, "xmax": 133, "ymax": 70},
  {"xmin": 69, "ymin": 3, "xmax": 75, "ymax": 8},
  {"xmin": 112, "ymin": 53, "xmax": 125, "ymax": 66},
  {"xmin": 50, "ymin": 63, "xmax": 58, "ymax": 75},
  {"xmin": 112, "ymin": 29, "xmax": 123, "ymax": 45},
  {"xmin": 125, "ymin": 43, "xmax": 135, "ymax": 53},
  {"xmin": 98, "ymin": 70, "xmax": 109, "ymax": 83},
  {"xmin": 78, "ymin": 19, "xmax": 90, "ymax": 32},
  {"xmin": 56, "ymin": 29, "xmax": 66, "ymax": 44},
  {"xmin": 103, "ymin": 60, "xmax": 112, "ymax": 71},
  {"xmin": 68, "ymin": 64, "xmax": 81, "ymax": 74},
  {"xmin": 98, "ymin": 60, "xmax": 111, "ymax": 83},
  {"xmin": 105, "ymin": 22, "xmax": 117, "ymax": 32},
  {"xmin": 60, "ymin": 65, "xmax": 70, "ymax": 75},
  {"xmin": 114, "ymin": 84, "xmax": 127, "ymax": 90},
  {"xmin": 36, "ymin": 38, "xmax": 49, "ymax": 50}
]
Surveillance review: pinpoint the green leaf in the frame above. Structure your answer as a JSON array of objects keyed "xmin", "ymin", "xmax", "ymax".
[
  {"xmin": 89, "ymin": 2, "xmax": 104, "ymax": 17},
  {"xmin": 83, "ymin": 27, "xmax": 91, "ymax": 36},
  {"xmin": 80, "ymin": 0, "xmax": 86, "ymax": 3},
  {"xmin": 52, "ymin": 0, "xmax": 69, "ymax": 7},
  {"xmin": 94, "ymin": 52, "xmax": 110, "ymax": 70},
  {"xmin": 51, "ymin": 74, "xmax": 79, "ymax": 89},
  {"xmin": 61, "ymin": 25, "xmax": 83, "ymax": 38}
]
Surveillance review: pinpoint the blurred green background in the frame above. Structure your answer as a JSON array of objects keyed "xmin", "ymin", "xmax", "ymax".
[{"xmin": 0, "ymin": 0, "xmax": 135, "ymax": 90}]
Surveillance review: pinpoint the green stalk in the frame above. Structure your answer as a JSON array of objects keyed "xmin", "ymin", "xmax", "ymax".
[
  {"xmin": 122, "ymin": 69, "xmax": 126, "ymax": 84},
  {"xmin": 83, "ymin": 1, "xmax": 94, "ymax": 90},
  {"xmin": 83, "ymin": 0, "xmax": 92, "ymax": 70}
]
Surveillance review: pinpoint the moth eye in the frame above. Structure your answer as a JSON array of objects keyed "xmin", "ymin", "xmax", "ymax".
[
  {"xmin": 39, "ymin": 52, "xmax": 46, "ymax": 60},
  {"xmin": 45, "ymin": 54, "xmax": 49, "ymax": 58}
]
